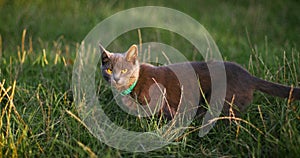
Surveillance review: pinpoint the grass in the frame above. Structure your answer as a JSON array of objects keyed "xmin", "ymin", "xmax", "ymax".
[{"xmin": 0, "ymin": 0, "xmax": 300, "ymax": 157}]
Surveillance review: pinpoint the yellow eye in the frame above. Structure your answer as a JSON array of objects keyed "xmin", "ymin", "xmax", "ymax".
[
  {"xmin": 121, "ymin": 69, "xmax": 128, "ymax": 73},
  {"xmin": 106, "ymin": 68, "xmax": 112, "ymax": 75}
]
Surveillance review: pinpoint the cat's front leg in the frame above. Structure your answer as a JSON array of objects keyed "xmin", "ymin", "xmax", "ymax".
[
  {"xmin": 121, "ymin": 95, "xmax": 138, "ymax": 110},
  {"xmin": 121, "ymin": 95, "xmax": 154, "ymax": 117}
]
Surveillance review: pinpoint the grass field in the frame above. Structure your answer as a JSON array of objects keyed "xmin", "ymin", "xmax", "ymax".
[{"xmin": 0, "ymin": 0, "xmax": 299, "ymax": 157}]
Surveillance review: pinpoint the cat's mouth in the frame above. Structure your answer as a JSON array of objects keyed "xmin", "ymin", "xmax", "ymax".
[
  {"xmin": 110, "ymin": 78, "xmax": 134, "ymax": 91},
  {"xmin": 111, "ymin": 82, "xmax": 126, "ymax": 91}
]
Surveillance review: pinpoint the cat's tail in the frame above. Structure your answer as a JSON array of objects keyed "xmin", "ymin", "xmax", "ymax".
[{"xmin": 253, "ymin": 77, "xmax": 300, "ymax": 100}]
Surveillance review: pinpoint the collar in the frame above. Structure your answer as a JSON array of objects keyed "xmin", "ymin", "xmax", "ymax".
[{"xmin": 121, "ymin": 80, "xmax": 138, "ymax": 96}]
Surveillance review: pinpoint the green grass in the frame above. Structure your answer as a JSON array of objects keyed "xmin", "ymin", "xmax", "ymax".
[{"xmin": 1, "ymin": 0, "xmax": 300, "ymax": 157}]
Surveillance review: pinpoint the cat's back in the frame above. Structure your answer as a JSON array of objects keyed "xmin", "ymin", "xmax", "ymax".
[
  {"xmin": 189, "ymin": 61, "xmax": 252, "ymax": 77},
  {"xmin": 139, "ymin": 61, "xmax": 253, "ymax": 82}
]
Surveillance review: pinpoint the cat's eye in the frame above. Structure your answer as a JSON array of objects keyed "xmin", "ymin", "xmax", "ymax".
[
  {"xmin": 106, "ymin": 68, "xmax": 112, "ymax": 75},
  {"xmin": 121, "ymin": 69, "xmax": 128, "ymax": 73}
]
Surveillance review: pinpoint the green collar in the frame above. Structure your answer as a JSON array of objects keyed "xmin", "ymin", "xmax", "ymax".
[{"xmin": 121, "ymin": 80, "xmax": 138, "ymax": 96}]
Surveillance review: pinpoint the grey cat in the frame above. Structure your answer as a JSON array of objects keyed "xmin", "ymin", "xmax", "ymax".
[{"xmin": 100, "ymin": 44, "xmax": 300, "ymax": 119}]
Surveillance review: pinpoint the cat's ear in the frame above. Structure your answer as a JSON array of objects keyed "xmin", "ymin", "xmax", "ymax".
[
  {"xmin": 99, "ymin": 43, "xmax": 112, "ymax": 63},
  {"xmin": 125, "ymin": 44, "xmax": 138, "ymax": 63}
]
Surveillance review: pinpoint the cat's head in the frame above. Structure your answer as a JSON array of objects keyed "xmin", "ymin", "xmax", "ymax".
[{"xmin": 100, "ymin": 44, "xmax": 140, "ymax": 91}]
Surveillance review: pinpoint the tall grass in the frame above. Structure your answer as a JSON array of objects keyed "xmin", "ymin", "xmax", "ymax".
[{"xmin": 0, "ymin": 0, "xmax": 299, "ymax": 157}]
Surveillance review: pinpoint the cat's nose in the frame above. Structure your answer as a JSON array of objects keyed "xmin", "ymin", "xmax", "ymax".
[
  {"xmin": 113, "ymin": 76, "xmax": 120, "ymax": 83},
  {"xmin": 114, "ymin": 78, "xmax": 120, "ymax": 83}
]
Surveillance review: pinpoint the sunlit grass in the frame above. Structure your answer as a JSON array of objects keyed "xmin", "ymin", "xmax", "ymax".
[{"xmin": 0, "ymin": 0, "xmax": 299, "ymax": 157}]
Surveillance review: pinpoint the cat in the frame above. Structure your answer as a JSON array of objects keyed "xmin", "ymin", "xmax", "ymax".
[{"xmin": 100, "ymin": 44, "xmax": 300, "ymax": 119}]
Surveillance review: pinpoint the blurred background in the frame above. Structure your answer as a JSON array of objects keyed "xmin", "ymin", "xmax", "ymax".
[{"xmin": 0, "ymin": 0, "xmax": 299, "ymax": 62}]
